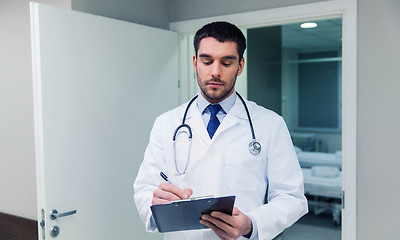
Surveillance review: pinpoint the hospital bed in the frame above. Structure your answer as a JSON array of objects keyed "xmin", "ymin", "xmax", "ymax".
[
  {"xmin": 295, "ymin": 147, "xmax": 343, "ymax": 226},
  {"xmin": 302, "ymin": 167, "xmax": 342, "ymax": 226},
  {"xmin": 296, "ymin": 149, "xmax": 342, "ymax": 169}
]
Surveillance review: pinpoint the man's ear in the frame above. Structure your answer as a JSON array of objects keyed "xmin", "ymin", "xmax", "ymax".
[
  {"xmin": 237, "ymin": 57, "xmax": 245, "ymax": 76},
  {"xmin": 192, "ymin": 54, "xmax": 197, "ymax": 72}
]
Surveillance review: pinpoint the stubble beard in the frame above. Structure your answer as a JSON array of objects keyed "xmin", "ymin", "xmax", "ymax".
[
  {"xmin": 197, "ymin": 75, "xmax": 236, "ymax": 103},
  {"xmin": 196, "ymin": 65, "xmax": 240, "ymax": 103}
]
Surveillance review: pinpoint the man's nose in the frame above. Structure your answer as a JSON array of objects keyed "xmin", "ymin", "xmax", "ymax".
[{"xmin": 211, "ymin": 63, "xmax": 222, "ymax": 78}]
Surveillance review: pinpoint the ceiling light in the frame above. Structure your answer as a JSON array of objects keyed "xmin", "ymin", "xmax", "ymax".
[{"xmin": 300, "ymin": 22, "xmax": 318, "ymax": 29}]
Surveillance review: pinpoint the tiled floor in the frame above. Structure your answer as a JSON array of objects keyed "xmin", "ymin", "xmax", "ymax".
[{"xmin": 275, "ymin": 212, "xmax": 341, "ymax": 240}]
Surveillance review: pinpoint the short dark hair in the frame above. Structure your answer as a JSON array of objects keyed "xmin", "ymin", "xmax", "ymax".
[{"xmin": 193, "ymin": 21, "xmax": 246, "ymax": 61}]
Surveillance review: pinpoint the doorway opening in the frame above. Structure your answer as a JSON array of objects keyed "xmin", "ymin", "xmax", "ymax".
[
  {"xmin": 172, "ymin": 2, "xmax": 357, "ymax": 239},
  {"xmin": 246, "ymin": 18, "xmax": 342, "ymax": 240}
]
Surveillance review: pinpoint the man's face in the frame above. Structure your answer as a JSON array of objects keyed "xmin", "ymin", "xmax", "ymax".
[{"xmin": 193, "ymin": 37, "xmax": 244, "ymax": 103}]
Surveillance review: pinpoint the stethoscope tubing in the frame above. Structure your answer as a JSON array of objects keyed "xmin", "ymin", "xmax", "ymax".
[
  {"xmin": 236, "ymin": 92, "xmax": 256, "ymax": 141},
  {"xmin": 172, "ymin": 92, "xmax": 261, "ymax": 175}
]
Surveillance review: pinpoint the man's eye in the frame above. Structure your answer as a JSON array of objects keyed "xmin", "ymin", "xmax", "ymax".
[
  {"xmin": 222, "ymin": 62, "xmax": 232, "ymax": 67},
  {"xmin": 203, "ymin": 61, "xmax": 212, "ymax": 65}
]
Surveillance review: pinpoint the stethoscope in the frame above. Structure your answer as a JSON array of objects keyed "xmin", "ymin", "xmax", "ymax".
[{"xmin": 172, "ymin": 92, "xmax": 261, "ymax": 175}]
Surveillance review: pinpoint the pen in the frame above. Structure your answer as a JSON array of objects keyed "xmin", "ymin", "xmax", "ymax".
[{"xmin": 160, "ymin": 172, "xmax": 173, "ymax": 185}]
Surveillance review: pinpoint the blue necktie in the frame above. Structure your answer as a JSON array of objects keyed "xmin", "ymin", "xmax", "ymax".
[{"xmin": 207, "ymin": 104, "xmax": 222, "ymax": 139}]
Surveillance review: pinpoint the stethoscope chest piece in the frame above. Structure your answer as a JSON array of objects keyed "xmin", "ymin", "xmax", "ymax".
[{"xmin": 249, "ymin": 141, "xmax": 261, "ymax": 155}]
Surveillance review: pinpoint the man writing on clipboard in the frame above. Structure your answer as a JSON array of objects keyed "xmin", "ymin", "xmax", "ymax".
[{"xmin": 134, "ymin": 21, "xmax": 308, "ymax": 240}]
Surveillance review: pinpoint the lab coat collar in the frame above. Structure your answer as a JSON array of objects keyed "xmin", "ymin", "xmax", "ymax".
[
  {"xmin": 196, "ymin": 92, "xmax": 236, "ymax": 115},
  {"xmin": 180, "ymin": 92, "xmax": 249, "ymax": 121},
  {"xmin": 179, "ymin": 93, "xmax": 249, "ymax": 143},
  {"xmin": 179, "ymin": 97, "xmax": 210, "ymax": 144},
  {"xmin": 226, "ymin": 94, "xmax": 249, "ymax": 120},
  {"xmin": 213, "ymin": 95, "xmax": 249, "ymax": 138}
]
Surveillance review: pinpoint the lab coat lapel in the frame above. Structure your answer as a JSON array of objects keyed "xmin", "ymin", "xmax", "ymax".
[
  {"xmin": 213, "ymin": 97, "xmax": 248, "ymax": 139},
  {"xmin": 181, "ymin": 103, "xmax": 211, "ymax": 145}
]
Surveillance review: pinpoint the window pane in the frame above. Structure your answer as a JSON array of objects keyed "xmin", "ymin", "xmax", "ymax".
[{"xmin": 298, "ymin": 51, "xmax": 339, "ymax": 128}]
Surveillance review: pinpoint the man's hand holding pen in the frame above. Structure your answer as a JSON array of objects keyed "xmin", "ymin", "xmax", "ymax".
[
  {"xmin": 152, "ymin": 172, "xmax": 193, "ymax": 205},
  {"xmin": 152, "ymin": 182, "xmax": 193, "ymax": 205}
]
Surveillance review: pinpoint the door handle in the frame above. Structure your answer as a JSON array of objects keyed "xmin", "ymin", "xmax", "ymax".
[{"xmin": 50, "ymin": 209, "xmax": 77, "ymax": 220}]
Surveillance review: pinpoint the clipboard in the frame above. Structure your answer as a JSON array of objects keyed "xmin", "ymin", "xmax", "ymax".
[{"xmin": 150, "ymin": 195, "xmax": 236, "ymax": 233}]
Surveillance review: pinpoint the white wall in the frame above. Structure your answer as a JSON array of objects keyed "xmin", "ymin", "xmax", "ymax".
[
  {"xmin": 0, "ymin": 0, "xmax": 71, "ymax": 220},
  {"xmin": 357, "ymin": 0, "xmax": 400, "ymax": 239},
  {"xmin": 71, "ymin": 0, "xmax": 170, "ymax": 29}
]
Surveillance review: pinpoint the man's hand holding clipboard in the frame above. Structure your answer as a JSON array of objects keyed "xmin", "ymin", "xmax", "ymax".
[{"xmin": 150, "ymin": 172, "xmax": 252, "ymax": 238}]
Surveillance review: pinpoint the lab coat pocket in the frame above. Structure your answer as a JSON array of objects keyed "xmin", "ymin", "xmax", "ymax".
[{"xmin": 224, "ymin": 147, "xmax": 262, "ymax": 191}]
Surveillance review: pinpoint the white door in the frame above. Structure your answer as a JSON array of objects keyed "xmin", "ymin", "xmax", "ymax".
[{"xmin": 31, "ymin": 3, "xmax": 178, "ymax": 239}]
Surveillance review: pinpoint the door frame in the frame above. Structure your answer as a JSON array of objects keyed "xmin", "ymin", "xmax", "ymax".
[{"xmin": 170, "ymin": 0, "xmax": 357, "ymax": 239}]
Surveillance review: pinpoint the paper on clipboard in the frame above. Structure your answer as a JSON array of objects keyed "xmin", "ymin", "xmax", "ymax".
[{"xmin": 150, "ymin": 195, "xmax": 236, "ymax": 233}]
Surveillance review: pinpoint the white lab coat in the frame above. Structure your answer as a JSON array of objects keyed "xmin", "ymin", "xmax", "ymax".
[{"xmin": 134, "ymin": 95, "xmax": 308, "ymax": 240}]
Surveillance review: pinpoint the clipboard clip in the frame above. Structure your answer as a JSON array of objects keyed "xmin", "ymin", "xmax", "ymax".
[{"xmin": 171, "ymin": 195, "xmax": 214, "ymax": 203}]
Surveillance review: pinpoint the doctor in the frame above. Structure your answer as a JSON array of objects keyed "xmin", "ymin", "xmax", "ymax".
[{"xmin": 134, "ymin": 21, "xmax": 308, "ymax": 240}]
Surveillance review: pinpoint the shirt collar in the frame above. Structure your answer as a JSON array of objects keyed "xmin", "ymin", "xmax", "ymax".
[{"xmin": 197, "ymin": 91, "xmax": 237, "ymax": 114}]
